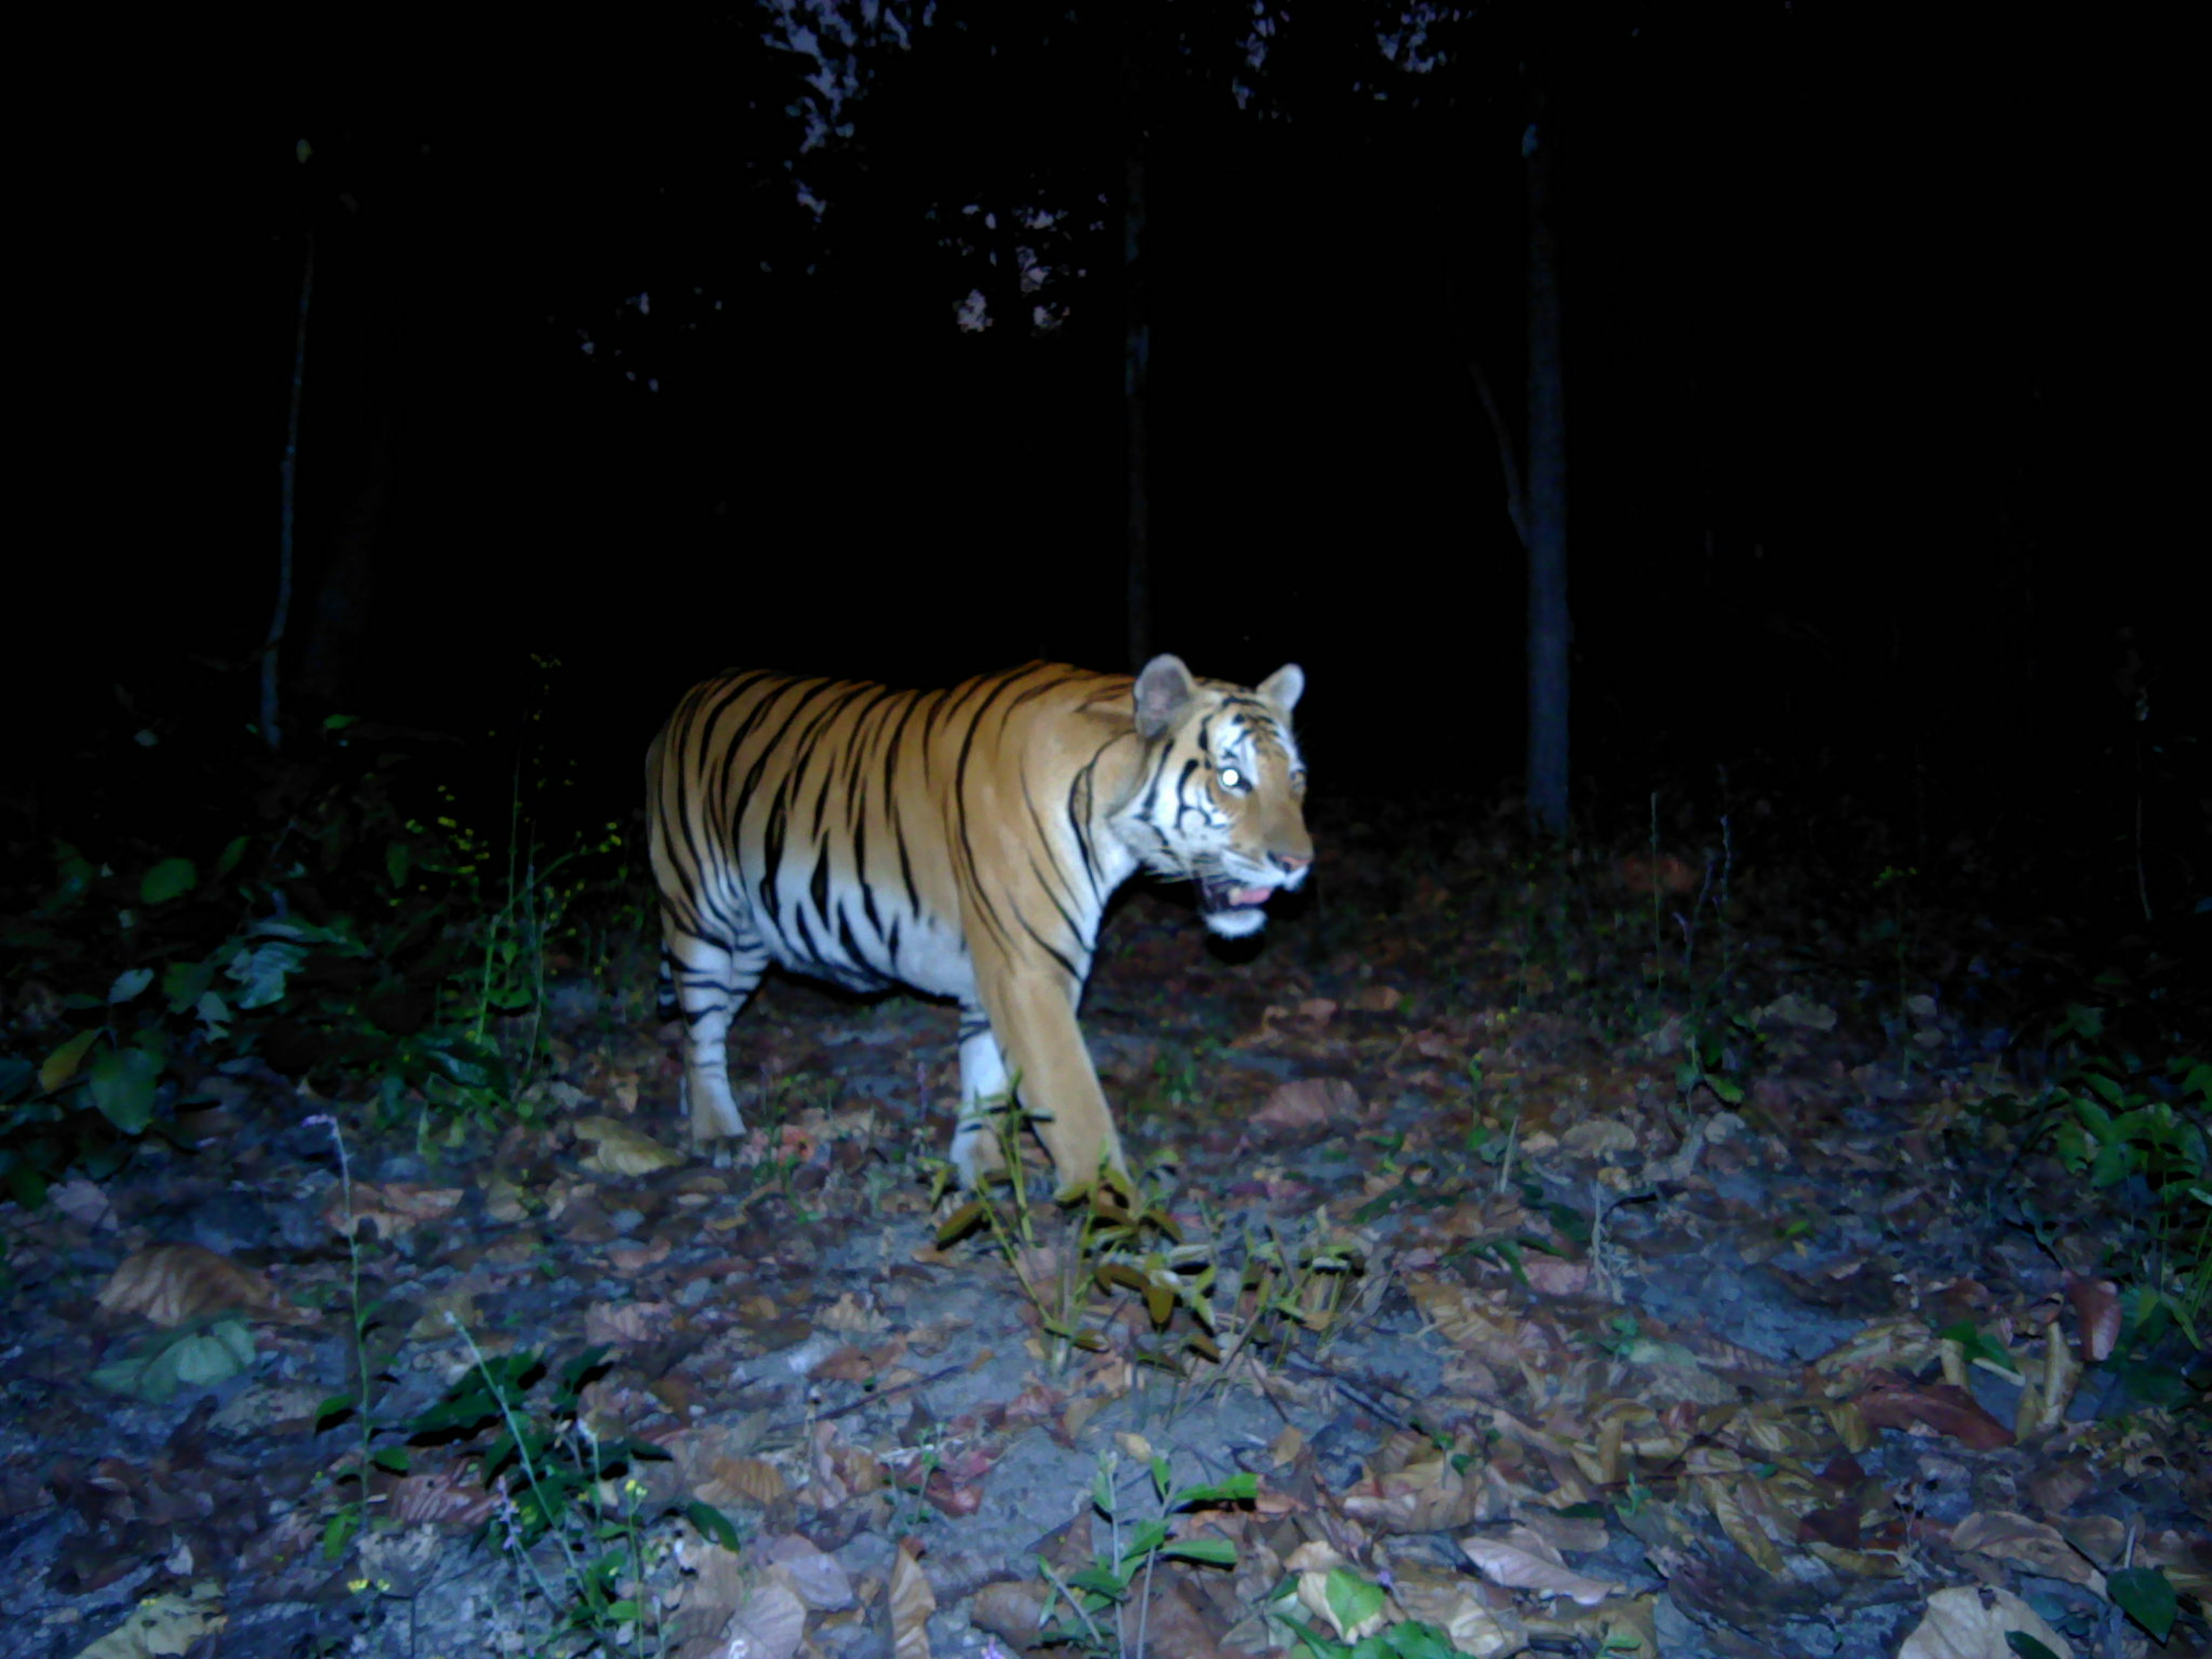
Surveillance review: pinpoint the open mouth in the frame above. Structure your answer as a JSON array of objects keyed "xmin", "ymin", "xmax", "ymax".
[{"xmin": 1198, "ymin": 876, "xmax": 1275, "ymax": 916}]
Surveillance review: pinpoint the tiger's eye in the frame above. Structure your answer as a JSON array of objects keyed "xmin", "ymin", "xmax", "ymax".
[{"xmin": 1219, "ymin": 767, "xmax": 1243, "ymax": 790}]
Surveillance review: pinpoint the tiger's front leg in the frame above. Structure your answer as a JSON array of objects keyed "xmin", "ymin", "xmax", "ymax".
[{"xmin": 970, "ymin": 972, "xmax": 1129, "ymax": 1197}]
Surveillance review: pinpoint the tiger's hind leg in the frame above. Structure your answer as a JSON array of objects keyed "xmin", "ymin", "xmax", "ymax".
[
  {"xmin": 661, "ymin": 930, "xmax": 770, "ymax": 1142},
  {"xmin": 951, "ymin": 1002, "xmax": 1012, "ymax": 1189}
]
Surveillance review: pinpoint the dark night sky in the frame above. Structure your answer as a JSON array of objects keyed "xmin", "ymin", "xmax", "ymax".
[{"xmin": 18, "ymin": 3, "xmax": 2199, "ymax": 921}]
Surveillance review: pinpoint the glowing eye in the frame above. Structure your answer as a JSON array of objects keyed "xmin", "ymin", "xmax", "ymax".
[{"xmin": 1219, "ymin": 767, "xmax": 1244, "ymax": 790}]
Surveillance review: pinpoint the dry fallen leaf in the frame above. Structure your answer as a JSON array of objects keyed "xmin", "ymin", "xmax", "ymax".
[
  {"xmin": 328, "ymin": 1181, "xmax": 465, "ymax": 1238},
  {"xmin": 2065, "ymin": 1277, "xmax": 2120, "ymax": 1362},
  {"xmin": 50, "ymin": 1175, "xmax": 119, "ymax": 1229},
  {"xmin": 699, "ymin": 1455, "xmax": 789, "ymax": 1509},
  {"xmin": 765, "ymin": 1532, "xmax": 856, "ymax": 1610},
  {"xmin": 1855, "ymin": 1376, "xmax": 2014, "ymax": 1450},
  {"xmin": 70, "ymin": 1579, "xmax": 226, "ymax": 1658},
  {"xmin": 971, "ymin": 1580, "xmax": 1051, "ymax": 1646},
  {"xmin": 1340, "ymin": 1433, "xmax": 1502, "ymax": 1532},
  {"xmin": 96, "ymin": 1244, "xmax": 292, "ymax": 1328},
  {"xmin": 574, "ymin": 1116, "xmax": 684, "ymax": 1175},
  {"xmin": 1384, "ymin": 1558, "xmax": 1526, "ymax": 1658},
  {"xmin": 1951, "ymin": 1510, "xmax": 2101, "ymax": 1587},
  {"xmin": 722, "ymin": 1578, "xmax": 807, "ymax": 1659},
  {"xmin": 819, "ymin": 1291, "xmax": 890, "ymax": 1334},
  {"xmin": 583, "ymin": 1299, "xmax": 671, "ymax": 1347},
  {"xmin": 1461, "ymin": 1535, "xmax": 1622, "ymax": 1606},
  {"xmin": 1896, "ymin": 1584, "xmax": 2072, "ymax": 1659},
  {"xmin": 1252, "ymin": 1077, "xmax": 1360, "ymax": 1136},
  {"xmin": 888, "ymin": 1543, "xmax": 935, "ymax": 1659}
]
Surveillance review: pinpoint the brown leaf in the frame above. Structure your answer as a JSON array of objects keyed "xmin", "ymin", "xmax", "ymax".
[
  {"xmin": 96, "ymin": 1245, "xmax": 291, "ymax": 1328},
  {"xmin": 1252, "ymin": 1078, "xmax": 1359, "ymax": 1136},
  {"xmin": 888, "ymin": 1544, "xmax": 935, "ymax": 1659},
  {"xmin": 1341, "ymin": 1435, "xmax": 1502, "ymax": 1533},
  {"xmin": 765, "ymin": 1532, "xmax": 856, "ymax": 1610},
  {"xmin": 721, "ymin": 1578, "xmax": 807, "ymax": 1659},
  {"xmin": 1855, "ymin": 1376, "xmax": 2014, "ymax": 1450},
  {"xmin": 582, "ymin": 1300, "xmax": 670, "ymax": 1347},
  {"xmin": 574, "ymin": 1116, "xmax": 684, "ymax": 1176},
  {"xmin": 1461, "ymin": 1534, "xmax": 1622, "ymax": 1606},
  {"xmin": 328, "ymin": 1181, "xmax": 465, "ymax": 1239},
  {"xmin": 971, "ymin": 1581, "xmax": 1050, "ymax": 1646},
  {"xmin": 1385, "ymin": 1558, "xmax": 1527, "ymax": 1658},
  {"xmin": 1950, "ymin": 1510, "xmax": 2100, "ymax": 1586},
  {"xmin": 2064, "ymin": 1277, "xmax": 2120, "ymax": 1362},
  {"xmin": 1897, "ymin": 1585, "xmax": 2073, "ymax": 1659},
  {"xmin": 385, "ymin": 1467, "xmax": 497, "ymax": 1529},
  {"xmin": 699, "ymin": 1456, "xmax": 787, "ymax": 1509}
]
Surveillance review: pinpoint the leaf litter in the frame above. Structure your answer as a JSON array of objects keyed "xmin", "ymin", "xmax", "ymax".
[{"xmin": 1, "ymin": 819, "xmax": 2206, "ymax": 1657}]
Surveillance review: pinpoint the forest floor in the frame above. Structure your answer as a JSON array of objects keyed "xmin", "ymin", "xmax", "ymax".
[{"xmin": 2, "ymin": 803, "xmax": 2206, "ymax": 1659}]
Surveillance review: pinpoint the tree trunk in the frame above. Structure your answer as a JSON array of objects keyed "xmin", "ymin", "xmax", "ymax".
[
  {"xmin": 1122, "ymin": 46, "xmax": 1152, "ymax": 671},
  {"xmin": 262, "ymin": 236, "xmax": 314, "ymax": 752},
  {"xmin": 1522, "ymin": 107, "xmax": 1571, "ymax": 836}
]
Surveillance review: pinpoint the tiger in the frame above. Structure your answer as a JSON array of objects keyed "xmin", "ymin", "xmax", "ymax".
[{"xmin": 645, "ymin": 654, "xmax": 1311, "ymax": 1192}]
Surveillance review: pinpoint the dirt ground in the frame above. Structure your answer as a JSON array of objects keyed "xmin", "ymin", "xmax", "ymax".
[{"xmin": 3, "ymin": 817, "xmax": 2206, "ymax": 1658}]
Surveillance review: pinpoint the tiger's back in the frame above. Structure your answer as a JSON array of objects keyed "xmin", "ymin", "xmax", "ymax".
[{"xmin": 647, "ymin": 656, "xmax": 1309, "ymax": 1189}]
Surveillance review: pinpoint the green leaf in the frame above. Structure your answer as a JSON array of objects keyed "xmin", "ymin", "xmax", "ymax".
[
  {"xmin": 40, "ymin": 1029, "xmax": 103, "ymax": 1093},
  {"xmin": 6, "ymin": 1164, "xmax": 48, "ymax": 1209},
  {"xmin": 2108, "ymin": 1565, "xmax": 2177, "ymax": 1641},
  {"xmin": 162, "ymin": 957, "xmax": 217, "ymax": 1013},
  {"xmin": 88, "ymin": 1044, "xmax": 161, "ymax": 1132},
  {"xmin": 315, "ymin": 1392, "xmax": 359, "ymax": 1430},
  {"xmin": 321, "ymin": 1508, "xmax": 361, "ymax": 1559},
  {"xmin": 1324, "ymin": 1567, "xmax": 1385, "ymax": 1635},
  {"xmin": 2003, "ymin": 1635, "xmax": 2061, "ymax": 1659},
  {"xmin": 1162, "ymin": 1537, "xmax": 1237, "ymax": 1567},
  {"xmin": 1122, "ymin": 1518, "xmax": 1171, "ymax": 1562},
  {"xmin": 371, "ymin": 1446, "xmax": 411, "ymax": 1474},
  {"xmin": 108, "ymin": 967, "xmax": 154, "ymax": 1004},
  {"xmin": 1068, "ymin": 1566, "xmax": 1129, "ymax": 1599},
  {"xmin": 685, "ymin": 1500, "xmax": 741, "ymax": 1551},
  {"xmin": 140, "ymin": 858, "xmax": 198, "ymax": 904},
  {"xmin": 93, "ymin": 1321, "xmax": 256, "ymax": 1402},
  {"xmin": 214, "ymin": 835, "xmax": 251, "ymax": 878},
  {"xmin": 386, "ymin": 841, "xmax": 412, "ymax": 888},
  {"xmin": 227, "ymin": 940, "xmax": 307, "ymax": 1009},
  {"xmin": 48, "ymin": 842, "xmax": 96, "ymax": 911},
  {"xmin": 1167, "ymin": 1472, "xmax": 1259, "ymax": 1509}
]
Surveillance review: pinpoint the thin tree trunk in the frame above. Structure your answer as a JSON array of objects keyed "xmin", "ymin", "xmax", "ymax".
[
  {"xmin": 263, "ymin": 235, "xmax": 314, "ymax": 752},
  {"xmin": 1523, "ymin": 108, "xmax": 1570, "ymax": 836},
  {"xmin": 1122, "ymin": 48, "xmax": 1152, "ymax": 671}
]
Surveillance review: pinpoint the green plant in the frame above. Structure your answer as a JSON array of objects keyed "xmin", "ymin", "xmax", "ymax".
[
  {"xmin": 1267, "ymin": 1567, "xmax": 1456, "ymax": 1658},
  {"xmin": 1673, "ymin": 1016, "xmax": 1750, "ymax": 1111},
  {"xmin": 312, "ymin": 1113, "xmax": 404, "ymax": 1560},
  {"xmin": 935, "ymin": 1092, "xmax": 1211, "ymax": 1374},
  {"xmin": 1, "ymin": 710, "xmax": 645, "ymax": 1195},
  {"xmin": 2031, "ymin": 1006, "xmax": 2210, "ymax": 1347},
  {"xmin": 1871, "ymin": 862, "xmax": 1919, "ymax": 1077},
  {"xmin": 1035, "ymin": 1450, "xmax": 1252, "ymax": 1657},
  {"xmin": 416, "ymin": 1328, "xmax": 738, "ymax": 1657}
]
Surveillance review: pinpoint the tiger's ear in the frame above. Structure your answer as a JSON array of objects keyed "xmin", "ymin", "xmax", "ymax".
[
  {"xmin": 1255, "ymin": 664, "xmax": 1304, "ymax": 719},
  {"xmin": 1133, "ymin": 654, "xmax": 1197, "ymax": 739}
]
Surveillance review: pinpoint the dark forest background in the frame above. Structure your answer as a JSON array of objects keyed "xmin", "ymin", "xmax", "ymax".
[{"xmin": 12, "ymin": 1, "xmax": 2202, "ymax": 940}]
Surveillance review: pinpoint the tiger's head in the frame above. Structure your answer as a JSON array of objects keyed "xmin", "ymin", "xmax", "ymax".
[{"xmin": 1119, "ymin": 654, "xmax": 1312, "ymax": 940}]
